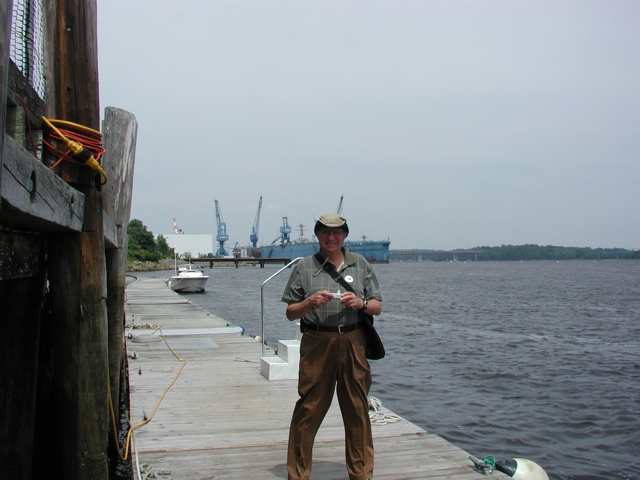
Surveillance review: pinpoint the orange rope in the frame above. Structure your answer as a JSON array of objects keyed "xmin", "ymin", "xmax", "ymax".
[{"xmin": 43, "ymin": 123, "xmax": 105, "ymax": 169}]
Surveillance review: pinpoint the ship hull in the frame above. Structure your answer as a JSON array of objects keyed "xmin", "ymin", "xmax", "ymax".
[{"xmin": 259, "ymin": 240, "xmax": 390, "ymax": 263}]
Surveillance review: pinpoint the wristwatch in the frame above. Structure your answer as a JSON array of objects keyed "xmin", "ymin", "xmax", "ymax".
[{"xmin": 360, "ymin": 298, "xmax": 368, "ymax": 311}]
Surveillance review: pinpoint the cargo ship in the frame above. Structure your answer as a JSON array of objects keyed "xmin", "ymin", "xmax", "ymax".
[{"xmin": 258, "ymin": 217, "xmax": 390, "ymax": 263}]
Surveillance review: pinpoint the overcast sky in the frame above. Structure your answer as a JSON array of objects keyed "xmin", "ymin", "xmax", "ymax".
[{"xmin": 97, "ymin": 0, "xmax": 639, "ymax": 250}]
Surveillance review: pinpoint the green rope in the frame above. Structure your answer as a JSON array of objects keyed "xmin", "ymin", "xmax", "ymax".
[{"xmin": 483, "ymin": 455, "xmax": 497, "ymax": 470}]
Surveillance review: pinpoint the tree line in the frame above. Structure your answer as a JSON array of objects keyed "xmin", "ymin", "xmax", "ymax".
[
  {"xmin": 127, "ymin": 219, "xmax": 174, "ymax": 262},
  {"xmin": 458, "ymin": 244, "xmax": 637, "ymax": 261}
]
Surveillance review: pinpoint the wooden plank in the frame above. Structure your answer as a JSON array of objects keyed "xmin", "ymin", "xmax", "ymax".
[
  {"xmin": 190, "ymin": 257, "xmax": 291, "ymax": 268},
  {"xmin": 0, "ymin": 134, "xmax": 85, "ymax": 231},
  {"xmin": 126, "ymin": 278, "xmax": 507, "ymax": 479}
]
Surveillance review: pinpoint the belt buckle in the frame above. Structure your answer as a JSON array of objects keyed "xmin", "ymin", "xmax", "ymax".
[{"xmin": 338, "ymin": 324, "xmax": 345, "ymax": 334}]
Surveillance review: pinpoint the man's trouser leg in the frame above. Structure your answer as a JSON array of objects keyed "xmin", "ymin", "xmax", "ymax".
[
  {"xmin": 337, "ymin": 328, "xmax": 373, "ymax": 480},
  {"xmin": 287, "ymin": 330, "xmax": 338, "ymax": 480}
]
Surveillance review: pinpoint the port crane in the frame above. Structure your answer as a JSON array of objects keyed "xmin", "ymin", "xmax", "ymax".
[
  {"xmin": 336, "ymin": 194, "xmax": 344, "ymax": 215},
  {"xmin": 214, "ymin": 199, "xmax": 229, "ymax": 257},
  {"xmin": 270, "ymin": 216, "xmax": 292, "ymax": 246},
  {"xmin": 250, "ymin": 196, "xmax": 262, "ymax": 249}
]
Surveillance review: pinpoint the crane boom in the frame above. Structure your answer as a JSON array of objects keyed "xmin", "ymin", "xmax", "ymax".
[
  {"xmin": 214, "ymin": 199, "xmax": 229, "ymax": 257},
  {"xmin": 250, "ymin": 195, "xmax": 263, "ymax": 248},
  {"xmin": 336, "ymin": 194, "xmax": 344, "ymax": 215}
]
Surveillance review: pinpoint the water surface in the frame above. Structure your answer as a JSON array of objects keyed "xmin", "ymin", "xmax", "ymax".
[{"xmin": 135, "ymin": 260, "xmax": 640, "ymax": 479}]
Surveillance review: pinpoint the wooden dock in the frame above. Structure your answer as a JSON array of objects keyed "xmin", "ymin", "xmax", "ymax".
[
  {"xmin": 189, "ymin": 257, "xmax": 292, "ymax": 268},
  {"xmin": 125, "ymin": 277, "xmax": 506, "ymax": 480}
]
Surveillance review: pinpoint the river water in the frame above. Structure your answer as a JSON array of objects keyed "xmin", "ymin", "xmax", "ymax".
[{"xmin": 135, "ymin": 260, "xmax": 640, "ymax": 479}]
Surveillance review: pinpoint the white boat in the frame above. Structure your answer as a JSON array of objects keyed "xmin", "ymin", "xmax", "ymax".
[{"xmin": 167, "ymin": 263, "xmax": 209, "ymax": 293}]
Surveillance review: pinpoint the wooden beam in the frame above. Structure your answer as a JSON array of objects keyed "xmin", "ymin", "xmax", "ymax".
[
  {"xmin": 1, "ymin": 133, "xmax": 118, "ymax": 248},
  {"xmin": 1, "ymin": 134, "xmax": 85, "ymax": 231}
]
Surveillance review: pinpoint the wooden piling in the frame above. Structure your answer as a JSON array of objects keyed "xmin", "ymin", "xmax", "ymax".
[
  {"xmin": 42, "ymin": 0, "xmax": 111, "ymax": 476},
  {"xmin": 102, "ymin": 107, "xmax": 137, "ymax": 476}
]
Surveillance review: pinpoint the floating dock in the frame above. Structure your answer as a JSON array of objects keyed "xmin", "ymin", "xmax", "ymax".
[{"xmin": 125, "ymin": 277, "xmax": 506, "ymax": 479}]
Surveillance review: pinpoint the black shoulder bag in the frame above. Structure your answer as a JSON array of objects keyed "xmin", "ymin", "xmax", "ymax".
[{"xmin": 314, "ymin": 254, "xmax": 385, "ymax": 360}]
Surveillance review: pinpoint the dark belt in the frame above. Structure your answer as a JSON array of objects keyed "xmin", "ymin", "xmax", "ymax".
[{"xmin": 302, "ymin": 321, "xmax": 362, "ymax": 334}]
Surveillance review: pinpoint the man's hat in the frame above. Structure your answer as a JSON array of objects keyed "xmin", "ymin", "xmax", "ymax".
[{"xmin": 314, "ymin": 213, "xmax": 349, "ymax": 235}]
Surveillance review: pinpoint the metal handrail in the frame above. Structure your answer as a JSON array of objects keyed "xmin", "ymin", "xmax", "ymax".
[{"xmin": 260, "ymin": 257, "xmax": 303, "ymax": 357}]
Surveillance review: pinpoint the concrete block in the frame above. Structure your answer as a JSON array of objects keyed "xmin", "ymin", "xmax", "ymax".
[{"xmin": 260, "ymin": 339, "xmax": 300, "ymax": 380}]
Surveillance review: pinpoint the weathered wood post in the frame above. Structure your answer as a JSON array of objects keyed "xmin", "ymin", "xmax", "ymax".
[
  {"xmin": 43, "ymin": 0, "xmax": 110, "ymax": 477},
  {"xmin": 102, "ymin": 106, "xmax": 137, "ymax": 474}
]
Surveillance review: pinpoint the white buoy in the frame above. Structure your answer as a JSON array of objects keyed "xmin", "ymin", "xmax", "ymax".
[
  {"xmin": 495, "ymin": 458, "xmax": 549, "ymax": 480},
  {"xmin": 470, "ymin": 455, "xmax": 549, "ymax": 480}
]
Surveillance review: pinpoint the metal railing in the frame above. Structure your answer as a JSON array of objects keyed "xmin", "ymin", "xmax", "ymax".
[{"xmin": 260, "ymin": 257, "xmax": 302, "ymax": 357}]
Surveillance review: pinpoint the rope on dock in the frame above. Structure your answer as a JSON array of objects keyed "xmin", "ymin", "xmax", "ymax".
[
  {"xmin": 110, "ymin": 326, "xmax": 187, "ymax": 464},
  {"xmin": 138, "ymin": 462, "xmax": 173, "ymax": 479},
  {"xmin": 368, "ymin": 396, "xmax": 402, "ymax": 426}
]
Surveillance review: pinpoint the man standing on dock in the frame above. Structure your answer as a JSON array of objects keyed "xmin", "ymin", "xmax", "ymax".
[{"xmin": 282, "ymin": 213, "xmax": 383, "ymax": 480}]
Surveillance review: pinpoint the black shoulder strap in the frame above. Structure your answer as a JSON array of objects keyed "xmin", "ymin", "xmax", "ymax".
[{"xmin": 314, "ymin": 253, "xmax": 354, "ymax": 293}]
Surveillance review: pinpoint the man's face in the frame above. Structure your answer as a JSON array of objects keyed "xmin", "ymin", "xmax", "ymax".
[{"xmin": 317, "ymin": 228, "xmax": 347, "ymax": 255}]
